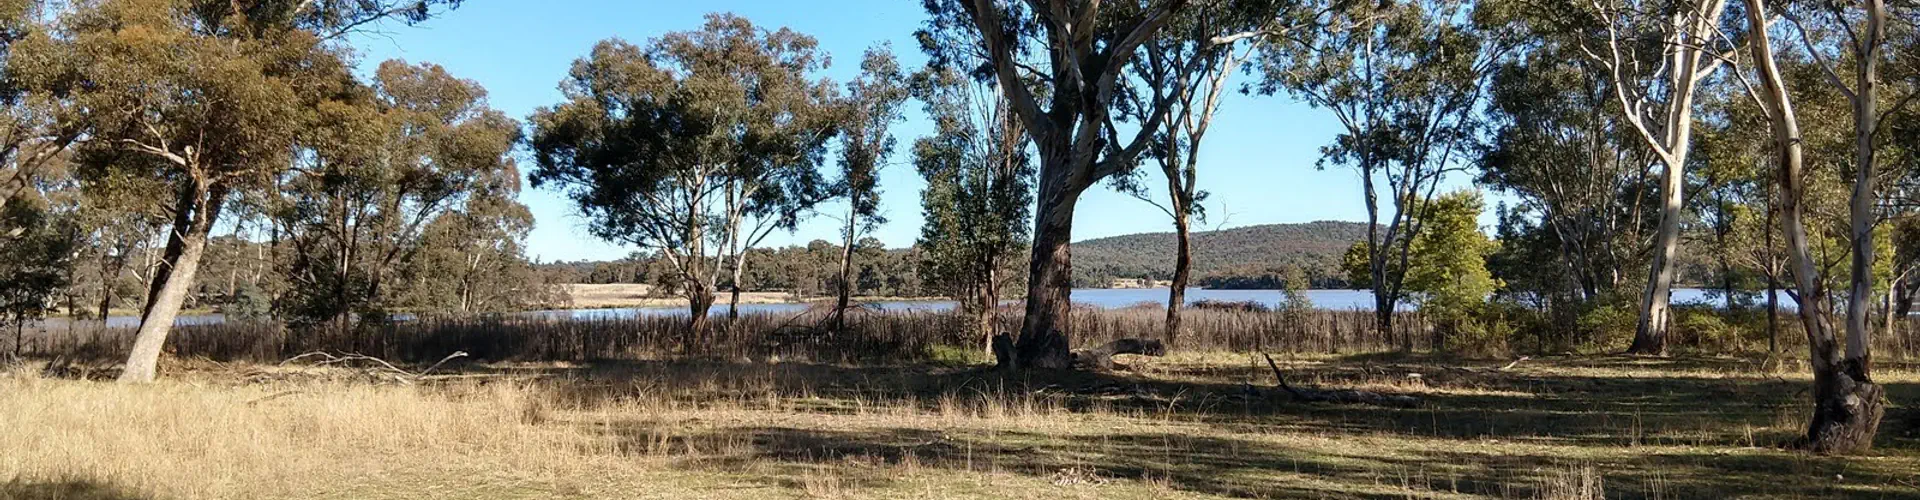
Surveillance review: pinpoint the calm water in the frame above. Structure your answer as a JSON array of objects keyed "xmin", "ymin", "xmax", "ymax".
[{"xmin": 53, "ymin": 287, "xmax": 1760, "ymax": 327}]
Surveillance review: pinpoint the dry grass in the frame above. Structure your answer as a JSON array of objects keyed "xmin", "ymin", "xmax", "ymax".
[
  {"xmin": 13, "ymin": 309, "xmax": 1429, "ymax": 365},
  {"xmin": 4, "ymin": 354, "xmax": 1917, "ymax": 499}
]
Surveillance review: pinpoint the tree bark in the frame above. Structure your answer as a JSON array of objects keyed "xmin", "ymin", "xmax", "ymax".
[
  {"xmin": 1629, "ymin": 161, "xmax": 1683, "ymax": 356},
  {"xmin": 685, "ymin": 284, "xmax": 716, "ymax": 353},
  {"xmin": 1746, "ymin": 0, "xmax": 1882, "ymax": 453},
  {"xmin": 835, "ymin": 206, "xmax": 858, "ymax": 335},
  {"xmin": 119, "ymin": 184, "xmax": 226, "ymax": 383},
  {"xmin": 1014, "ymin": 179, "xmax": 1080, "ymax": 370},
  {"xmin": 1165, "ymin": 206, "xmax": 1191, "ymax": 345}
]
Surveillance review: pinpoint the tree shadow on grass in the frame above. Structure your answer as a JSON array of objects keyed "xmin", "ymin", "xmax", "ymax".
[
  {"xmin": 583, "ymin": 420, "xmax": 1442, "ymax": 499},
  {"xmin": 581, "ymin": 418, "xmax": 1920, "ymax": 499},
  {"xmin": 0, "ymin": 479, "xmax": 149, "ymax": 500},
  {"xmin": 514, "ymin": 356, "xmax": 1917, "ymax": 451},
  {"xmin": 488, "ymin": 355, "xmax": 1920, "ymax": 497}
]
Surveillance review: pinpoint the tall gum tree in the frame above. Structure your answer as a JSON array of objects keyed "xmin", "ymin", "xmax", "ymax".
[
  {"xmin": 1576, "ymin": 0, "xmax": 1734, "ymax": 355},
  {"xmin": 923, "ymin": 0, "xmax": 1194, "ymax": 369},
  {"xmin": 831, "ymin": 46, "xmax": 908, "ymax": 334},
  {"xmin": 1260, "ymin": 0, "xmax": 1511, "ymax": 350},
  {"xmin": 1748, "ymin": 0, "xmax": 1919, "ymax": 454},
  {"xmin": 56, "ymin": 0, "xmax": 461, "ymax": 383},
  {"xmin": 1111, "ymin": 4, "xmax": 1278, "ymax": 345}
]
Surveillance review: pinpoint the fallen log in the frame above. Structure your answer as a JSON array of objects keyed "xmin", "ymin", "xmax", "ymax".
[
  {"xmin": 1263, "ymin": 353, "xmax": 1421, "ymax": 408},
  {"xmin": 1072, "ymin": 338, "xmax": 1166, "ymax": 371}
]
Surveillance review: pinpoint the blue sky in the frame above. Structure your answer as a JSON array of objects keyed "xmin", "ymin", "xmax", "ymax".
[{"xmin": 350, "ymin": 0, "xmax": 1466, "ymax": 263}]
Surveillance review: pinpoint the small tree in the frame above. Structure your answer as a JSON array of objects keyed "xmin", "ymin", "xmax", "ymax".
[
  {"xmin": 0, "ymin": 195, "xmax": 75, "ymax": 358},
  {"xmin": 831, "ymin": 46, "xmax": 908, "ymax": 334},
  {"xmin": 911, "ymin": 66, "xmax": 1033, "ymax": 347},
  {"xmin": 1260, "ymin": 0, "xmax": 1511, "ymax": 351},
  {"xmin": 1403, "ymin": 190, "xmax": 1498, "ymax": 352}
]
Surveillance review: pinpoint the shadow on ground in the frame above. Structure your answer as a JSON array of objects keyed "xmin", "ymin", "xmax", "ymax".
[
  {"xmin": 472, "ymin": 355, "xmax": 1920, "ymax": 498},
  {"xmin": 0, "ymin": 480, "xmax": 149, "ymax": 500}
]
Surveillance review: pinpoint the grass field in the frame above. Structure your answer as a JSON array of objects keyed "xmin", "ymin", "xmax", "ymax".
[{"xmin": 4, "ymin": 353, "xmax": 1917, "ymax": 499}]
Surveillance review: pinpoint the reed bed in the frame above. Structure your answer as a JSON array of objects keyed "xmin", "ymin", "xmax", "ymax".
[
  {"xmin": 15, "ymin": 303, "xmax": 1920, "ymax": 366},
  {"xmin": 13, "ymin": 307, "xmax": 1423, "ymax": 365}
]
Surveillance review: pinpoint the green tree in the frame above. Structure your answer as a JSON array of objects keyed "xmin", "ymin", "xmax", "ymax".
[
  {"xmin": 910, "ymin": 65, "xmax": 1033, "ymax": 348},
  {"xmin": 922, "ymin": 0, "xmax": 1195, "ymax": 369},
  {"xmin": 530, "ymin": 14, "xmax": 840, "ymax": 339},
  {"xmin": 1259, "ymin": 0, "xmax": 1511, "ymax": 351},
  {"xmin": 0, "ymin": 177, "xmax": 76, "ymax": 358},
  {"xmin": 831, "ymin": 46, "xmax": 908, "ymax": 334},
  {"xmin": 1404, "ymin": 191, "xmax": 1498, "ymax": 352},
  {"xmin": 279, "ymin": 60, "xmax": 521, "ymax": 329},
  {"xmin": 58, "ymin": 0, "xmax": 461, "ymax": 383}
]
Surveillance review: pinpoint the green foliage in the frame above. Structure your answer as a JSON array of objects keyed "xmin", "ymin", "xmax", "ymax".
[
  {"xmin": 224, "ymin": 281, "xmax": 271, "ymax": 322},
  {"xmin": 529, "ymin": 14, "xmax": 843, "ymax": 320},
  {"xmin": 0, "ymin": 196, "xmax": 76, "ymax": 334},
  {"xmin": 280, "ymin": 60, "xmax": 526, "ymax": 323},
  {"xmin": 1402, "ymin": 191, "xmax": 1500, "ymax": 352},
  {"xmin": 910, "ymin": 67, "xmax": 1032, "ymax": 310}
]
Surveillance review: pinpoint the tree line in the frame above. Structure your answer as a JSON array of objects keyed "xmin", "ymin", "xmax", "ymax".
[
  {"xmin": 2, "ymin": 0, "xmax": 1916, "ymax": 456},
  {"xmin": 902, "ymin": 0, "xmax": 1916, "ymax": 455}
]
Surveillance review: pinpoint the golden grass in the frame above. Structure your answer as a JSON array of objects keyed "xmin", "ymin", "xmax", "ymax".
[{"xmin": 3, "ymin": 355, "xmax": 1917, "ymax": 499}]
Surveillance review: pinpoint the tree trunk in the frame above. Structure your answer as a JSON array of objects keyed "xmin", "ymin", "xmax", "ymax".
[
  {"xmin": 1373, "ymin": 290, "xmax": 1394, "ymax": 350},
  {"xmin": 1165, "ymin": 208, "xmax": 1191, "ymax": 345},
  {"xmin": 685, "ymin": 284, "xmax": 716, "ymax": 353},
  {"xmin": 98, "ymin": 289, "xmax": 112, "ymax": 322},
  {"xmin": 1629, "ymin": 160, "xmax": 1682, "ymax": 356},
  {"xmin": 1746, "ymin": 1, "xmax": 1882, "ymax": 453},
  {"xmin": 142, "ymin": 189, "xmax": 198, "ymax": 319},
  {"xmin": 1767, "ymin": 179, "xmax": 1780, "ymax": 355},
  {"xmin": 835, "ymin": 209, "xmax": 857, "ymax": 335},
  {"xmin": 119, "ymin": 184, "xmax": 226, "ymax": 383},
  {"xmin": 1015, "ymin": 181, "xmax": 1079, "ymax": 370}
]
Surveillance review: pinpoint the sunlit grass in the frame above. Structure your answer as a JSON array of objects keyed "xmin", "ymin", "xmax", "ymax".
[{"xmin": 4, "ymin": 353, "xmax": 1915, "ymax": 499}]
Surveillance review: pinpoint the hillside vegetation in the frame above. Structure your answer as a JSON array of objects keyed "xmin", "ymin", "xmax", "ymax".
[{"xmin": 1072, "ymin": 221, "xmax": 1369, "ymax": 289}]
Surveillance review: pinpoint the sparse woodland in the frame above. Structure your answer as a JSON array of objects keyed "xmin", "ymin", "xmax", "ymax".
[{"xmin": 4, "ymin": 0, "xmax": 1920, "ymax": 497}]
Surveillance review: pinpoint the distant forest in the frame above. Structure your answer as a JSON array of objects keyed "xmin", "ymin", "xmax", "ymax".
[
  {"xmin": 543, "ymin": 221, "xmax": 1369, "ymax": 293},
  {"xmin": 1071, "ymin": 221, "xmax": 1367, "ymax": 289}
]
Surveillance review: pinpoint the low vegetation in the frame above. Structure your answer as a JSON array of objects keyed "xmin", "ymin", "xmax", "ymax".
[{"xmin": 4, "ymin": 351, "xmax": 1917, "ymax": 499}]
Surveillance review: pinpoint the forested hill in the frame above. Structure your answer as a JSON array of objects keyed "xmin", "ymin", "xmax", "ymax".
[{"xmin": 1072, "ymin": 221, "xmax": 1370, "ymax": 289}]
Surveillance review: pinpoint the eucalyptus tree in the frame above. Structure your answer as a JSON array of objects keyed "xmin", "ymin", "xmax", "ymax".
[
  {"xmin": 1479, "ymin": 45, "xmax": 1653, "ymax": 309},
  {"xmin": 911, "ymin": 65, "xmax": 1033, "ymax": 347},
  {"xmin": 1568, "ymin": 0, "xmax": 1736, "ymax": 355},
  {"xmin": 921, "ymin": 0, "xmax": 1201, "ymax": 369},
  {"xmin": 1744, "ymin": 0, "xmax": 1920, "ymax": 454},
  {"xmin": 279, "ymin": 60, "xmax": 520, "ymax": 330},
  {"xmin": 0, "ymin": 193, "xmax": 75, "ymax": 358},
  {"xmin": 530, "ymin": 14, "xmax": 840, "ymax": 339},
  {"xmin": 1259, "ymin": 0, "xmax": 1512, "ymax": 350},
  {"xmin": 55, "ymin": 0, "xmax": 462, "ymax": 383},
  {"xmin": 1113, "ymin": 4, "xmax": 1278, "ymax": 345},
  {"xmin": 831, "ymin": 46, "xmax": 908, "ymax": 334},
  {"xmin": 0, "ymin": 0, "xmax": 76, "ymax": 216},
  {"xmin": 405, "ymin": 186, "xmax": 547, "ymax": 314}
]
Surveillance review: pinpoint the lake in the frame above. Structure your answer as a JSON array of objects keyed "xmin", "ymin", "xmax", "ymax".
[{"xmin": 52, "ymin": 287, "xmax": 1767, "ymax": 327}]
